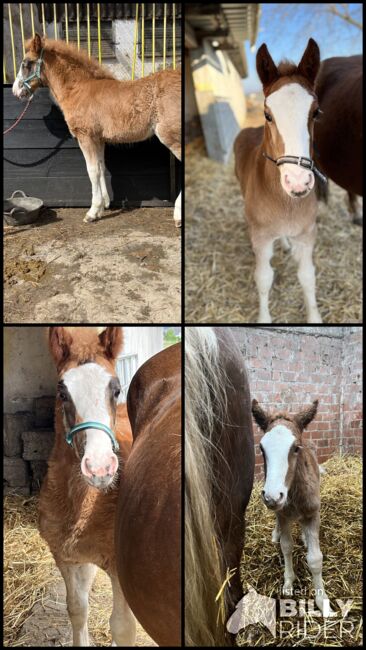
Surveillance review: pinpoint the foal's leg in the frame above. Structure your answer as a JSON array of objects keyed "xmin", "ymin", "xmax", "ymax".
[
  {"xmin": 96, "ymin": 141, "xmax": 111, "ymax": 209},
  {"xmin": 278, "ymin": 518, "xmax": 296, "ymax": 595},
  {"xmin": 347, "ymin": 192, "xmax": 362, "ymax": 225},
  {"xmin": 155, "ymin": 124, "xmax": 182, "ymax": 227},
  {"xmin": 109, "ymin": 573, "xmax": 136, "ymax": 646},
  {"xmin": 301, "ymin": 515, "xmax": 334, "ymax": 616},
  {"xmin": 272, "ymin": 514, "xmax": 281, "ymax": 543},
  {"xmin": 252, "ymin": 239, "xmax": 274, "ymax": 323},
  {"xmin": 291, "ymin": 232, "xmax": 322, "ymax": 323},
  {"xmin": 58, "ymin": 562, "xmax": 98, "ymax": 646},
  {"xmin": 78, "ymin": 136, "xmax": 105, "ymax": 222}
]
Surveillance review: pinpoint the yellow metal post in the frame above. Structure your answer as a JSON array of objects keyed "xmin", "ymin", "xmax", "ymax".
[
  {"xmin": 4, "ymin": 59, "xmax": 8, "ymax": 84},
  {"xmin": 163, "ymin": 3, "xmax": 166, "ymax": 70},
  {"xmin": 8, "ymin": 4, "xmax": 17, "ymax": 80},
  {"xmin": 152, "ymin": 3, "xmax": 155, "ymax": 73},
  {"xmin": 65, "ymin": 3, "xmax": 69, "ymax": 43},
  {"xmin": 41, "ymin": 3, "xmax": 46, "ymax": 37},
  {"xmin": 141, "ymin": 3, "xmax": 144, "ymax": 77},
  {"xmin": 131, "ymin": 3, "xmax": 139, "ymax": 80},
  {"xmin": 53, "ymin": 3, "xmax": 58, "ymax": 39},
  {"xmin": 76, "ymin": 3, "xmax": 80, "ymax": 50},
  {"xmin": 19, "ymin": 4, "xmax": 26, "ymax": 57},
  {"xmin": 172, "ymin": 4, "xmax": 176, "ymax": 69},
  {"xmin": 87, "ymin": 3, "xmax": 91, "ymax": 57},
  {"xmin": 30, "ymin": 3, "xmax": 35, "ymax": 37},
  {"xmin": 97, "ymin": 3, "xmax": 101, "ymax": 64}
]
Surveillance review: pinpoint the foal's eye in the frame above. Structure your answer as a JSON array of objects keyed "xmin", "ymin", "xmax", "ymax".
[
  {"xmin": 312, "ymin": 108, "xmax": 320, "ymax": 120},
  {"xmin": 294, "ymin": 446, "xmax": 301, "ymax": 453},
  {"xmin": 264, "ymin": 112, "xmax": 272, "ymax": 122},
  {"xmin": 113, "ymin": 388, "xmax": 120, "ymax": 399}
]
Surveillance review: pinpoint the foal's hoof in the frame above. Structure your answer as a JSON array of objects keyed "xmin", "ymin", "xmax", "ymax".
[{"xmin": 83, "ymin": 214, "xmax": 100, "ymax": 223}]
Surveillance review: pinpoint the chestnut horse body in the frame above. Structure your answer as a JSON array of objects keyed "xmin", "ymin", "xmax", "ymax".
[{"xmin": 115, "ymin": 343, "xmax": 182, "ymax": 646}]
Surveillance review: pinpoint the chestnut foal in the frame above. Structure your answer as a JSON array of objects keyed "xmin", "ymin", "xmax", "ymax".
[
  {"xmin": 235, "ymin": 39, "xmax": 326, "ymax": 323},
  {"xmin": 252, "ymin": 398, "xmax": 333, "ymax": 615},
  {"xmin": 39, "ymin": 326, "xmax": 136, "ymax": 646}
]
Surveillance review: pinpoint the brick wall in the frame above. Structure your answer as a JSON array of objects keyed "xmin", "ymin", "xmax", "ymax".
[{"xmin": 230, "ymin": 326, "xmax": 362, "ymax": 478}]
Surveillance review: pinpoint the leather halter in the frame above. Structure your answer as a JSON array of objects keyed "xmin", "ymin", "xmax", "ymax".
[
  {"xmin": 20, "ymin": 48, "xmax": 44, "ymax": 94},
  {"xmin": 66, "ymin": 421, "xmax": 120, "ymax": 452},
  {"xmin": 262, "ymin": 152, "xmax": 328, "ymax": 184}
]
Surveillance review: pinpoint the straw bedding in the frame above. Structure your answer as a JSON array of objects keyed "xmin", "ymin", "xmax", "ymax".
[
  {"xmin": 236, "ymin": 455, "xmax": 362, "ymax": 646},
  {"xmin": 185, "ymin": 137, "xmax": 362, "ymax": 324}
]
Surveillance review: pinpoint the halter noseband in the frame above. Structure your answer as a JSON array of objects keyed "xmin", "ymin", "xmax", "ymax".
[
  {"xmin": 21, "ymin": 48, "xmax": 44, "ymax": 94},
  {"xmin": 66, "ymin": 421, "xmax": 120, "ymax": 452},
  {"xmin": 262, "ymin": 152, "xmax": 328, "ymax": 184}
]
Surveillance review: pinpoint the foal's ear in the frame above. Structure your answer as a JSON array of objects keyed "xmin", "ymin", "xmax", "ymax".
[
  {"xmin": 294, "ymin": 399, "xmax": 319, "ymax": 431},
  {"xmin": 32, "ymin": 33, "xmax": 44, "ymax": 54},
  {"xmin": 49, "ymin": 327, "xmax": 72, "ymax": 368},
  {"xmin": 99, "ymin": 326, "xmax": 123, "ymax": 360},
  {"xmin": 256, "ymin": 43, "xmax": 279, "ymax": 90},
  {"xmin": 297, "ymin": 38, "xmax": 320, "ymax": 86},
  {"xmin": 252, "ymin": 399, "xmax": 270, "ymax": 431}
]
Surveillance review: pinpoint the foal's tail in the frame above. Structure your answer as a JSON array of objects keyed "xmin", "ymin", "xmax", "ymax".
[{"xmin": 185, "ymin": 327, "xmax": 230, "ymax": 647}]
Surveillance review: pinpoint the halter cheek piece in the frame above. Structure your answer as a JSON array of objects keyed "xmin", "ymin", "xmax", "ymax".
[
  {"xmin": 263, "ymin": 152, "xmax": 328, "ymax": 184},
  {"xmin": 66, "ymin": 421, "xmax": 120, "ymax": 452},
  {"xmin": 20, "ymin": 48, "xmax": 44, "ymax": 94}
]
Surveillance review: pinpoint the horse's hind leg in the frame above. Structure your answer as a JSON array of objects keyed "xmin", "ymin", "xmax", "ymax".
[
  {"xmin": 78, "ymin": 136, "xmax": 105, "ymax": 222},
  {"xmin": 58, "ymin": 561, "xmax": 98, "ymax": 646},
  {"xmin": 155, "ymin": 124, "xmax": 182, "ymax": 227},
  {"xmin": 96, "ymin": 141, "xmax": 111, "ymax": 209},
  {"xmin": 109, "ymin": 573, "xmax": 136, "ymax": 646}
]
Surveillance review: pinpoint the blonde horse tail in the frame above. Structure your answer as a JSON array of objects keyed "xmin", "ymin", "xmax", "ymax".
[{"xmin": 185, "ymin": 327, "xmax": 230, "ymax": 647}]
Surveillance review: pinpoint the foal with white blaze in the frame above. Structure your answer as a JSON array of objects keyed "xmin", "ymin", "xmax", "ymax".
[
  {"xmin": 39, "ymin": 326, "xmax": 136, "ymax": 646},
  {"xmin": 235, "ymin": 39, "xmax": 325, "ymax": 323},
  {"xmin": 252, "ymin": 398, "xmax": 333, "ymax": 615}
]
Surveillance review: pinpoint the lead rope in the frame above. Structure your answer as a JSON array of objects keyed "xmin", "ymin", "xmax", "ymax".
[{"xmin": 4, "ymin": 96, "xmax": 33, "ymax": 135}]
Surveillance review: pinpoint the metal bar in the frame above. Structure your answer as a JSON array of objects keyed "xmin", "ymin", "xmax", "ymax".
[
  {"xmin": 41, "ymin": 3, "xmax": 46, "ymax": 37},
  {"xmin": 65, "ymin": 3, "xmax": 69, "ymax": 43},
  {"xmin": 163, "ymin": 3, "xmax": 167, "ymax": 69},
  {"xmin": 141, "ymin": 3, "xmax": 144, "ymax": 77},
  {"xmin": 131, "ymin": 3, "xmax": 139, "ymax": 80},
  {"xmin": 76, "ymin": 3, "xmax": 80, "ymax": 50},
  {"xmin": 8, "ymin": 4, "xmax": 17, "ymax": 81},
  {"xmin": 53, "ymin": 3, "xmax": 58, "ymax": 39},
  {"xmin": 87, "ymin": 3, "xmax": 91, "ymax": 57},
  {"xmin": 97, "ymin": 3, "xmax": 101, "ymax": 64},
  {"xmin": 3, "ymin": 58, "xmax": 7, "ymax": 84},
  {"xmin": 19, "ymin": 3, "xmax": 26, "ymax": 58},
  {"xmin": 152, "ymin": 3, "xmax": 155, "ymax": 73},
  {"xmin": 173, "ymin": 3, "xmax": 176, "ymax": 69},
  {"xmin": 30, "ymin": 3, "xmax": 35, "ymax": 37}
]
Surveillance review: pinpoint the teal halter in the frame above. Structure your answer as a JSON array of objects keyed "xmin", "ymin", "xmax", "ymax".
[
  {"xmin": 66, "ymin": 421, "xmax": 119, "ymax": 452},
  {"xmin": 21, "ymin": 48, "xmax": 44, "ymax": 94}
]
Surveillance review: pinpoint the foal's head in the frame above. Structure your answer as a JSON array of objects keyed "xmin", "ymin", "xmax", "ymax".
[
  {"xmin": 13, "ymin": 33, "xmax": 45, "ymax": 100},
  {"xmin": 49, "ymin": 326, "xmax": 123, "ymax": 490},
  {"xmin": 257, "ymin": 38, "xmax": 321, "ymax": 198},
  {"xmin": 252, "ymin": 398, "xmax": 319, "ymax": 510}
]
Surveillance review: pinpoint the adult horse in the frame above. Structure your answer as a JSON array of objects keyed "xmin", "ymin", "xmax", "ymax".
[
  {"xmin": 12, "ymin": 33, "xmax": 181, "ymax": 226},
  {"xmin": 39, "ymin": 326, "xmax": 136, "ymax": 646},
  {"xmin": 115, "ymin": 342, "xmax": 181, "ymax": 646},
  {"xmin": 185, "ymin": 327, "xmax": 254, "ymax": 646},
  {"xmin": 314, "ymin": 55, "xmax": 362, "ymax": 224}
]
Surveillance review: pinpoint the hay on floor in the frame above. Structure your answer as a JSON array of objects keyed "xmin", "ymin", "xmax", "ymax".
[
  {"xmin": 236, "ymin": 454, "xmax": 362, "ymax": 646},
  {"xmin": 185, "ymin": 137, "xmax": 362, "ymax": 323}
]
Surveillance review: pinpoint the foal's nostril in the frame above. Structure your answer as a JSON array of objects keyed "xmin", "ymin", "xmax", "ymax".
[{"xmin": 279, "ymin": 492, "xmax": 284, "ymax": 499}]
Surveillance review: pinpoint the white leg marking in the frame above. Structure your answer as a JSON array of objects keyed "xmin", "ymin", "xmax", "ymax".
[
  {"xmin": 59, "ymin": 562, "xmax": 98, "ymax": 646},
  {"xmin": 279, "ymin": 521, "xmax": 296, "ymax": 595},
  {"xmin": 109, "ymin": 574, "xmax": 136, "ymax": 646},
  {"xmin": 292, "ymin": 239, "xmax": 322, "ymax": 323},
  {"xmin": 78, "ymin": 140, "xmax": 105, "ymax": 222},
  {"xmin": 174, "ymin": 191, "xmax": 181, "ymax": 228},
  {"xmin": 96, "ymin": 142, "xmax": 110, "ymax": 209},
  {"xmin": 302, "ymin": 517, "xmax": 334, "ymax": 616},
  {"xmin": 254, "ymin": 240, "xmax": 274, "ymax": 323}
]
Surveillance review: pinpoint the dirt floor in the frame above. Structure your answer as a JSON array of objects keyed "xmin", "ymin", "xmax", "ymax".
[
  {"xmin": 185, "ymin": 96, "xmax": 362, "ymax": 324},
  {"xmin": 4, "ymin": 207, "xmax": 181, "ymax": 323}
]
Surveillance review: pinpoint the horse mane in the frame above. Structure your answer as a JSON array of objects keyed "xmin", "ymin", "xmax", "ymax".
[
  {"xmin": 27, "ymin": 37, "xmax": 116, "ymax": 80},
  {"xmin": 277, "ymin": 60, "xmax": 298, "ymax": 77}
]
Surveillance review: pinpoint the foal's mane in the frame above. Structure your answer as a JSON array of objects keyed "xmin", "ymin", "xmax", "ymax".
[
  {"xmin": 49, "ymin": 327, "xmax": 116, "ymax": 368},
  {"xmin": 28, "ymin": 38, "xmax": 116, "ymax": 80}
]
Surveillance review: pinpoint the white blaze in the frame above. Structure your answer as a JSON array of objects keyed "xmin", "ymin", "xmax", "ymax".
[
  {"xmin": 261, "ymin": 425, "xmax": 295, "ymax": 501},
  {"xmin": 62, "ymin": 363, "xmax": 114, "ymax": 456},
  {"xmin": 266, "ymin": 83, "xmax": 314, "ymax": 158}
]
